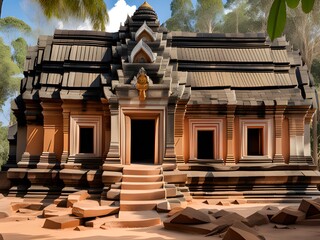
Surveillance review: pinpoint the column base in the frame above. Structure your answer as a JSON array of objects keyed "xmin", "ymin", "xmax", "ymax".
[
  {"xmin": 273, "ymin": 154, "xmax": 285, "ymax": 163},
  {"xmin": 225, "ymin": 155, "xmax": 235, "ymax": 165},
  {"xmin": 289, "ymin": 156, "xmax": 309, "ymax": 164},
  {"xmin": 17, "ymin": 152, "xmax": 40, "ymax": 168}
]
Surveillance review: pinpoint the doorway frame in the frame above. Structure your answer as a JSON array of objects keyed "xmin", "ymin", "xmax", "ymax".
[{"xmin": 120, "ymin": 107, "xmax": 165, "ymax": 165}]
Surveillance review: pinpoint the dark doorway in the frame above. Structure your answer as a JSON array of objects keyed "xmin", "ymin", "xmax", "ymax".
[
  {"xmin": 79, "ymin": 127, "xmax": 94, "ymax": 153},
  {"xmin": 247, "ymin": 128, "xmax": 263, "ymax": 155},
  {"xmin": 197, "ymin": 130, "xmax": 214, "ymax": 159},
  {"xmin": 131, "ymin": 119, "xmax": 155, "ymax": 164}
]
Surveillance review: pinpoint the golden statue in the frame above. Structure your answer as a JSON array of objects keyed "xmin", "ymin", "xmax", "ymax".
[{"xmin": 134, "ymin": 68, "xmax": 151, "ymax": 101}]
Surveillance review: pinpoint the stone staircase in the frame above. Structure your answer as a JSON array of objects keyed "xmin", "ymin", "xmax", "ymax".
[{"xmin": 104, "ymin": 165, "xmax": 190, "ymax": 227}]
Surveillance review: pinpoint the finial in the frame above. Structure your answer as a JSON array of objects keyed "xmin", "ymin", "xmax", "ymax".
[{"xmin": 139, "ymin": 1, "xmax": 153, "ymax": 10}]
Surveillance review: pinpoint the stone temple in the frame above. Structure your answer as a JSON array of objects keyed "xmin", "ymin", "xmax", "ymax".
[{"xmin": 1, "ymin": 2, "xmax": 320, "ymax": 206}]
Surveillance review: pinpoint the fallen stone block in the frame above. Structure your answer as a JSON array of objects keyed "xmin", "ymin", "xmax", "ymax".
[
  {"xmin": 213, "ymin": 212, "xmax": 249, "ymax": 226},
  {"xmin": 167, "ymin": 207, "xmax": 184, "ymax": 217},
  {"xmin": 258, "ymin": 205, "xmax": 280, "ymax": 220},
  {"xmin": 72, "ymin": 205, "xmax": 119, "ymax": 218},
  {"xmin": 212, "ymin": 210, "xmax": 233, "ymax": 219},
  {"xmin": 223, "ymin": 221, "xmax": 265, "ymax": 240},
  {"xmin": 100, "ymin": 200, "xmax": 119, "ymax": 207},
  {"xmin": 85, "ymin": 215, "xmax": 117, "ymax": 228},
  {"xmin": 298, "ymin": 199, "xmax": 320, "ymax": 218},
  {"xmin": 53, "ymin": 199, "xmax": 67, "ymax": 207},
  {"xmin": 67, "ymin": 190, "xmax": 90, "ymax": 207},
  {"xmin": 42, "ymin": 215, "xmax": 81, "ymax": 229},
  {"xmin": 168, "ymin": 207, "xmax": 211, "ymax": 224},
  {"xmin": 74, "ymin": 226, "xmax": 90, "ymax": 231},
  {"xmin": 163, "ymin": 220, "xmax": 220, "ymax": 234},
  {"xmin": 271, "ymin": 207, "xmax": 305, "ymax": 225},
  {"xmin": 42, "ymin": 204, "xmax": 72, "ymax": 218},
  {"xmin": 73, "ymin": 200, "xmax": 100, "ymax": 208},
  {"xmin": 10, "ymin": 202, "xmax": 30, "ymax": 212},
  {"xmin": 246, "ymin": 211, "xmax": 270, "ymax": 227}
]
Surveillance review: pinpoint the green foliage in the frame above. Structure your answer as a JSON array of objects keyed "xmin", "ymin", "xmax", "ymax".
[
  {"xmin": 195, "ymin": 0, "xmax": 224, "ymax": 32},
  {"xmin": 0, "ymin": 16, "xmax": 31, "ymax": 34},
  {"xmin": 268, "ymin": 0, "xmax": 316, "ymax": 40},
  {"xmin": 35, "ymin": 0, "xmax": 108, "ymax": 31},
  {"xmin": 11, "ymin": 37, "xmax": 28, "ymax": 72},
  {"xmin": 0, "ymin": 125, "xmax": 8, "ymax": 167},
  {"xmin": 166, "ymin": 0, "xmax": 195, "ymax": 31},
  {"xmin": 0, "ymin": 37, "xmax": 20, "ymax": 109},
  {"xmin": 267, "ymin": 0, "xmax": 286, "ymax": 41}
]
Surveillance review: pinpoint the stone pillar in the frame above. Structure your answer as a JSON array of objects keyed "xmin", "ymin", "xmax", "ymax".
[
  {"xmin": 273, "ymin": 106, "xmax": 285, "ymax": 163},
  {"xmin": 226, "ymin": 106, "xmax": 236, "ymax": 164},
  {"xmin": 105, "ymin": 102, "xmax": 121, "ymax": 164},
  {"xmin": 18, "ymin": 102, "xmax": 43, "ymax": 168},
  {"xmin": 61, "ymin": 111, "xmax": 70, "ymax": 163},
  {"xmin": 288, "ymin": 113, "xmax": 306, "ymax": 164},
  {"xmin": 304, "ymin": 109, "xmax": 315, "ymax": 163},
  {"xmin": 174, "ymin": 101, "xmax": 187, "ymax": 163},
  {"xmin": 164, "ymin": 103, "xmax": 177, "ymax": 164},
  {"xmin": 39, "ymin": 101, "xmax": 63, "ymax": 168}
]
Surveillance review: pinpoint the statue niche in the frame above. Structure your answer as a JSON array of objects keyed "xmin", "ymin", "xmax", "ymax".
[{"xmin": 131, "ymin": 68, "xmax": 153, "ymax": 101}]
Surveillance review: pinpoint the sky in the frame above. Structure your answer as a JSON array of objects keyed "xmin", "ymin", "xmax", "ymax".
[{"xmin": 0, "ymin": 0, "xmax": 219, "ymax": 125}]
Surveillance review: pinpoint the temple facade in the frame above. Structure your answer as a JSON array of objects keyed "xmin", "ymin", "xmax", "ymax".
[{"xmin": 2, "ymin": 2, "xmax": 319, "ymax": 199}]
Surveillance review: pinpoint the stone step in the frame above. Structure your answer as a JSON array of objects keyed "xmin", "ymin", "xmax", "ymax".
[
  {"xmin": 120, "ymin": 199, "xmax": 166, "ymax": 211},
  {"xmin": 122, "ymin": 167, "xmax": 162, "ymax": 176},
  {"xmin": 106, "ymin": 189, "xmax": 120, "ymax": 200},
  {"xmin": 121, "ymin": 182, "xmax": 164, "ymax": 190},
  {"xmin": 120, "ymin": 189, "xmax": 166, "ymax": 201},
  {"xmin": 122, "ymin": 174, "xmax": 163, "ymax": 182},
  {"xmin": 102, "ymin": 210, "xmax": 161, "ymax": 228}
]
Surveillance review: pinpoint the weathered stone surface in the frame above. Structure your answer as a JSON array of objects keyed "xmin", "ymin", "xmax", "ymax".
[
  {"xmin": 271, "ymin": 207, "xmax": 305, "ymax": 225},
  {"xmin": 246, "ymin": 211, "xmax": 270, "ymax": 226},
  {"xmin": 298, "ymin": 199, "xmax": 320, "ymax": 218},
  {"xmin": 222, "ymin": 221, "xmax": 265, "ymax": 240},
  {"xmin": 72, "ymin": 205, "xmax": 119, "ymax": 218},
  {"xmin": 67, "ymin": 190, "xmax": 90, "ymax": 207},
  {"xmin": 72, "ymin": 200, "xmax": 100, "ymax": 208},
  {"xmin": 168, "ymin": 207, "xmax": 211, "ymax": 224},
  {"xmin": 43, "ymin": 215, "xmax": 81, "ymax": 229},
  {"xmin": 100, "ymin": 200, "xmax": 119, "ymax": 207},
  {"xmin": 106, "ymin": 189, "xmax": 120, "ymax": 200}
]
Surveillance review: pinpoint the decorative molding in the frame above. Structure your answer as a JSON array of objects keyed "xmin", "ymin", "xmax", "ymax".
[
  {"xmin": 239, "ymin": 118, "xmax": 273, "ymax": 161},
  {"xmin": 188, "ymin": 119, "xmax": 224, "ymax": 161},
  {"xmin": 129, "ymin": 39, "xmax": 156, "ymax": 63},
  {"xmin": 69, "ymin": 115, "xmax": 102, "ymax": 157},
  {"xmin": 135, "ymin": 21, "xmax": 157, "ymax": 42}
]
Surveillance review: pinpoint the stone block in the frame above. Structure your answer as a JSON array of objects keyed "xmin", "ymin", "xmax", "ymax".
[
  {"xmin": 167, "ymin": 207, "xmax": 184, "ymax": 217},
  {"xmin": 168, "ymin": 207, "xmax": 211, "ymax": 224},
  {"xmin": 258, "ymin": 205, "xmax": 280, "ymax": 220},
  {"xmin": 213, "ymin": 212, "xmax": 248, "ymax": 226},
  {"xmin": 85, "ymin": 215, "xmax": 117, "ymax": 228},
  {"xmin": 298, "ymin": 199, "xmax": 320, "ymax": 218},
  {"xmin": 163, "ymin": 220, "xmax": 220, "ymax": 235},
  {"xmin": 246, "ymin": 211, "xmax": 270, "ymax": 227},
  {"xmin": 102, "ymin": 171, "xmax": 122, "ymax": 184},
  {"xmin": 271, "ymin": 207, "xmax": 305, "ymax": 225},
  {"xmin": 42, "ymin": 215, "xmax": 81, "ymax": 229},
  {"xmin": 106, "ymin": 189, "xmax": 120, "ymax": 200},
  {"xmin": 67, "ymin": 190, "xmax": 90, "ymax": 208},
  {"xmin": 72, "ymin": 205, "xmax": 119, "ymax": 218},
  {"xmin": 222, "ymin": 221, "xmax": 265, "ymax": 240},
  {"xmin": 42, "ymin": 204, "xmax": 72, "ymax": 218}
]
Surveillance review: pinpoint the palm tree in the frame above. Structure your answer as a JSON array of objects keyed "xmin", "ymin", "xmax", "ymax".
[{"xmin": 0, "ymin": 0, "xmax": 108, "ymax": 31}]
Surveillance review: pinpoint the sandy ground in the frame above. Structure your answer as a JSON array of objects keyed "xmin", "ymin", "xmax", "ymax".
[{"xmin": 0, "ymin": 199, "xmax": 320, "ymax": 240}]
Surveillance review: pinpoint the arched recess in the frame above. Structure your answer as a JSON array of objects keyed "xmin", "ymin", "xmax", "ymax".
[
  {"xmin": 130, "ymin": 39, "xmax": 156, "ymax": 63},
  {"xmin": 135, "ymin": 21, "xmax": 157, "ymax": 42}
]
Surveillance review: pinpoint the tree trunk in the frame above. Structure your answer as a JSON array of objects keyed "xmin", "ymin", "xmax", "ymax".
[{"xmin": 0, "ymin": 0, "xmax": 3, "ymax": 18}]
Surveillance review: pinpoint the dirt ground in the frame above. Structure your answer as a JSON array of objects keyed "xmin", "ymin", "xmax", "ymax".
[{"xmin": 0, "ymin": 198, "xmax": 320, "ymax": 240}]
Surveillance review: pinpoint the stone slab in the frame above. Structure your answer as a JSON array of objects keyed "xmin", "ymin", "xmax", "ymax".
[
  {"xmin": 42, "ymin": 215, "xmax": 81, "ymax": 229},
  {"xmin": 168, "ymin": 207, "xmax": 211, "ymax": 224},
  {"xmin": 72, "ymin": 205, "xmax": 119, "ymax": 218}
]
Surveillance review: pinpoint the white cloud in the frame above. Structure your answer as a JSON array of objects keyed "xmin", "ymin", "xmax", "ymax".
[{"xmin": 106, "ymin": 0, "xmax": 136, "ymax": 32}]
